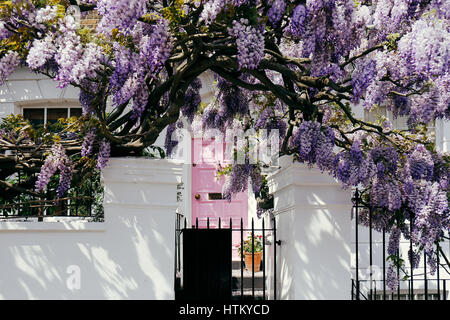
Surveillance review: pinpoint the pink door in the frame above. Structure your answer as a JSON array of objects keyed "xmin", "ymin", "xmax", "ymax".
[{"xmin": 191, "ymin": 138, "xmax": 248, "ymax": 255}]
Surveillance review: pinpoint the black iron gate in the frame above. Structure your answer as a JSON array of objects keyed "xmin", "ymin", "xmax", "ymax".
[
  {"xmin": 175, "ymin": 213, "xmax": 279, "ymax": 300},
  {"xmin": 351, "ymin": 189, "xmax": 449, "ymax": 300},
  {"xmin": 182, "ymin": 228, "xmax": 232, "ymax": 300}
]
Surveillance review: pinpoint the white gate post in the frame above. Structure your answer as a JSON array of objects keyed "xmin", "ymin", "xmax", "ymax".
[
  {"xmin": 267, "ymin": 156, "xmax": 352, "ymax": 300},
  {"xmin": 102, "ymin": 157, "xmax": 183, "ymax": 299}
]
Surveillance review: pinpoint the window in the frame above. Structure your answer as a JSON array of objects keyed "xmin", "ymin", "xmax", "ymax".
[
  {"xmin": 364, "ymin": 106, "xmax": 436, "ymax": 142},
  {"xmin": 23, "ymin": 108, "xmax": 45, "ymax": 126},
  {"xmin": 22, "ymin": 107, "xmax": 82, "ymax": 126}
]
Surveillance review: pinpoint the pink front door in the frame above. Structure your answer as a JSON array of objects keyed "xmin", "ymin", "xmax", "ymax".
[{"xmin": 191, "ymin": 138, "xmax": 248, "ymax": 254}]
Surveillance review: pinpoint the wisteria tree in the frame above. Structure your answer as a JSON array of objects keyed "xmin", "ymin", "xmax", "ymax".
[{"xmin": 0, "ymin": 0, "xmax": 449, "ymax": 288}]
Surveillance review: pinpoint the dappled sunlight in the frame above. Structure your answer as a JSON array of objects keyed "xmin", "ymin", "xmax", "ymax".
[
  {"xmin": 270, "ymin": 165, "xmax": 353, "ymax": 300},
  {"xmin": 278, "ymin": 254, "xmax": 293, "ymax": 300},
  {"xmin": 294, "ymin": 241, "xmax": 309, "ymax": 264},
  {"xmin": 90, "ymin": 246, "xmax": 138, "ymax": 299},
  {"xmin": 290, "ymin": 211, "xmax": 352, "ymax": 299},
  {"xmin": 18, "ymin": 279, "xmax": 37, "ymax": 300},
  {"xmin": 10, "ymin": 246, "xmax": 62, "ymax": 290},
  {"xmin": 103, "ymin": 187, "xmax": 115, "ymax": 204},
  {"xmin": 77, "ymin": 243, "xmax": 93, "ymax": 263},
  {"xmin": 0, "ymin": 87, "xmax": 11, "ymax": 102},
  {"xmin": 305, "ymin": 209, "xmax": 335, "ymax": 245},
  {"xmin": 0, "ymin": 205, "xmax": 176, "ymax": 299},
  {"xmin": 128, "ymin": 217, "xmax": 173, "ymax": 299},
  {"xmin": 308, "ymin": 192, "xmax": 327, "ymax": 207}
]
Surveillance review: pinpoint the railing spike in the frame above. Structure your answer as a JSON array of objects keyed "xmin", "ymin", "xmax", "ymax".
[{"xmin": 262, "ymin": 217, "xmax": 266, "ymax": 300}]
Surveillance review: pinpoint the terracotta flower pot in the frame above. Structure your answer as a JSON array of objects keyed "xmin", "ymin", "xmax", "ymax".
[{"xmin": 244, "ymin": 251, "xmax": 262, "ymax": 272}]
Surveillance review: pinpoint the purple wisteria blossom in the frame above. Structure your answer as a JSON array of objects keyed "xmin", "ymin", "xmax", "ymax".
[
  {"xmin": 287, "ymin": 4, "xmax": 306, "ymax": 38},
  {"xmin": 35, "ymin": 144, "xmax": 73, "ymax": 197},
  {"xmin": 96, "ymin": 0, "xmax": 147, "ymax": 35},
  {"xmin": 0, "ymin": 21, "xmax": 12, "ymax": 40},
  {"xmin": 0, "ymin": 51, "xmax": 20, "ymax": 85},
  {"xmin": 351, "ymin": 59, "xmax": 377, "ymax": 103},
  {"xmin": 181, "ymin": 78, "xmax": 202, "ymax": 123},
  {"xmin": 228, "ymin": 19, "xmax": 265, "ymax": 70},
  {"xmin": 291, "ymin": 121, "xmax": 336, "ymax": 173},
  {"xmin": 96, "ymin": 139, "xmax": 111, "ymax": 170},
  {"xmin": 386, "ymin": 265, "xmax": 399, "ymax": 290},
  {"xmin": 222, "ymin": 163, "xmax": 251, "ymax": 201},
  {"xmin": 81, "ymin": 129, "xmax": 97, "ymax": 157},
  {"xmin": 407, "ymin": 144, "xmax": 434, "ymax": 181},
  {"xmin": 268, "ymin": 0, "xmax": 286, "ymax": 27}
]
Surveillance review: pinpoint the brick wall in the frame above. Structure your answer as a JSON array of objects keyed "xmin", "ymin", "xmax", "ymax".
[{"xmin": 80, "ymin": 10, "xmax": 100, "ymax": 29}]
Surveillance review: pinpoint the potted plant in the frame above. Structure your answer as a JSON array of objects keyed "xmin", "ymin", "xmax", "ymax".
[{"xmin": 237, "ymin": 235, "xmax": 263, "ymax": 272}]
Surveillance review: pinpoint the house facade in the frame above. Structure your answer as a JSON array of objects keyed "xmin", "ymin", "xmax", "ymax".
[{"xmin": 0, "ymin": 68, "xmax": 448, "ymax": 300}]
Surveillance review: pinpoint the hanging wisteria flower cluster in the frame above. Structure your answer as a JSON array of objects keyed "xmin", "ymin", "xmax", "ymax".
[
  {"xmin": 254, "ymin": 107, "xmax": 287, "ymax": 140},
  {"xmin": 81, "ymin": 129, "xmax": 97, "ymax": 157},
  {"xmin": 227, "ymin": 19, "xmax": 265, "ymax": 70},
  {"xmin": 180, "ymin": 78, "xmax": 202, "ymax": 123},
  {"xmin": 96, "ymin": 138, "xmax": 111, "ymax": 170},
  {"xmin": 96, "ymin": 0, "xmax": 148, "ymax": 35},
  {"xmin": 35, "ymin": 144, "xmax": 73, "ymax": 197},
  {"xmin": 0, "ymin": 51, "xmax": 20, "ymax": 85},
  {"xmin": 291, "ymin": 121, "xmax": 335, "ymax": 173}
]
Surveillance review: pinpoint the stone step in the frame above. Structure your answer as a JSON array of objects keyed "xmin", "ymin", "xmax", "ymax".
[
  {"xmin": 232, "ymin": 269, "xmax": 265, "ymax": 290},
  {"xmin": 231, "ymin": 289, "xmax": 266, "ymax": 300},
  {"xmin": 232, "ymin": 258, "xmax": 243, "ymax": 270}
]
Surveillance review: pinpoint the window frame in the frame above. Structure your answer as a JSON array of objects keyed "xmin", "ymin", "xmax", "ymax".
[
  {"xmin": 21, "ymin": 105, "xmax": 82, "ymax": 125},
  {"xmin": 16, "ymin": 99, "xmax": 81, "ymax": 123}
]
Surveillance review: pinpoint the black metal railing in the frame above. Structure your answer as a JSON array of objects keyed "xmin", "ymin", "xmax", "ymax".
[
  {"xmin": 175, "ymin": 211, "xmax": 184, "ymax": 295},
  {"xmin": 0, "ymin": 169, "xmax": 104, "ymax": 221},
  {"xmin": 175, "ymin": 214, "xmax": 279, "ymax": 300},
  {"xmin": 352, "ymin": 189, "xmax": 449, "ymax": 300},
  {"xmin": 352, "ymin": 279, "xmax": 448, "ymax": 300}
]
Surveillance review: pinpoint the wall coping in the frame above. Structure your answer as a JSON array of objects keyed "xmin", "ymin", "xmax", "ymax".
[
  {"xmin": 267, "ymin": 155, "xmax": 343, "ymax": 194},
  {"xmin": 104, "ymin": 157, "xmax": 184, "ymax": 170},
  {"xmin": 272, "ymin": 203, "xmax": 354, "ymax": 216},
  {"xmin": 101, "ymin": 157, "xmax": 184, "ymax": 185},
  {"xmin": 0, "ymin": 220, "xmax": 106, "ymax": 232}
]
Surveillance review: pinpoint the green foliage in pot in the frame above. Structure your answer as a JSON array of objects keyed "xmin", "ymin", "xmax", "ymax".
[{"xmin": 237, "ymin": 235, "xmax": 263, "ymax": 257}]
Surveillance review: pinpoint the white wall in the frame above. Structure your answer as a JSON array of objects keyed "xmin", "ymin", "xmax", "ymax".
[
  {"xmin": 0, "ymin": 68, "xmax": 80, "ymax": 117},
  {"xmin": 0, "ymin": 158, "xmax": 182, "ymax": 299},
  {"xmin": 0, "ymin": 67, "xmax": 124, "ymax": 117}
]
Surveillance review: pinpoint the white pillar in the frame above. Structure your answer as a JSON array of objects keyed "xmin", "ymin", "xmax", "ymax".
[
  {"xmin": 267, "ymin": 156, "xmax": 352, "ymax": 300},
  {"xmin": 102, "ymin": 158, "xmax": 183, "ymax": 299}
]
